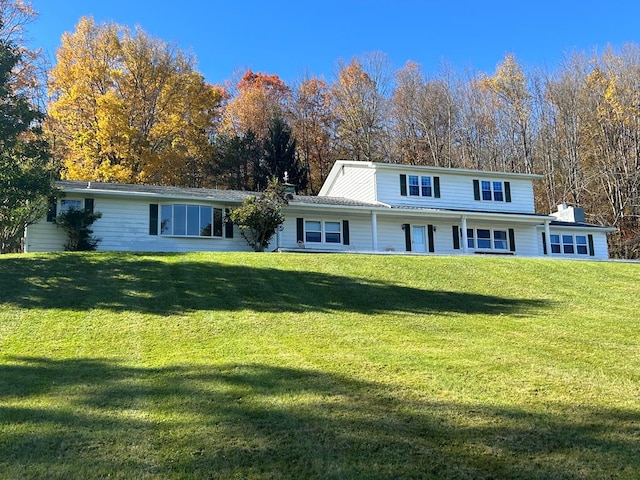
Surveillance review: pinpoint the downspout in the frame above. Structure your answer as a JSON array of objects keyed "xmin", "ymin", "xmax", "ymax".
[
  {"xmin": 461, "ymin": 216, "xmax": 468, "ymax": 254},
  {"xmin": 371, "ymin": 212, "xmax": 378, "ymax": 251}
]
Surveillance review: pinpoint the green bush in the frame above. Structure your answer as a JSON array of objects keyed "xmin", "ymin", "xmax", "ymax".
[{"xmin": 55, "ymin": 208, "xmax": 102, "ymax": 251}]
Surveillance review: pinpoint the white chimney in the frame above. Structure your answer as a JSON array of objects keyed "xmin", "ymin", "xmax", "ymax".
[{"xmin": 551, "ymin": 203, "xmax": 585, "ymax": 223}]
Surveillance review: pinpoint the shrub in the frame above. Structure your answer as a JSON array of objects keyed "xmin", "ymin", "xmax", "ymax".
[{"xmin": 55, "ymin": 208, "xmax": 102, "ymax": 251}]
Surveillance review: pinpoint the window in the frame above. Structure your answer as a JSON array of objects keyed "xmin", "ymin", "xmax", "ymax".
[
  {"xmin": 481, "ymin": 181, "xmax": 492, "ymax": 201},
  {"xmin": 408, "ymin": 175, "xmax": 420, "ymax": 196},
  {"xmin": 474, "ymin": 179, "xmax": 511, "ymax": 202},
  {"xmin": 477, "ymin": 229, "xmax": 492, "ymax": 249},
  {"xmin": 305, "ymin": 220, "xmax": 341, "ymax": 244},
  {"xmin": 305, "ymin": 220, "xmax": 322, "ymax": 243},
  {"xmin": 562, "ymin": 235, "xmax": 574, "ymax": 254},
  {"xmin": 467, "ymin": 229, "xmax": 475, "ymax": 249},
  {"xmin": 325, "ymin": 222, "xmax": 341, "ymax": 243},
  {"xmin": 60, "ymin": 199, "xmax": 82, "ymax": 213},
  {"xmin": 467, "ymin": 228, "xmax": 509, "ymax": 250},
  {"xmin": 493, "ymin": 182, "xmax": 504, "ymax": 201},
  {"xmin": 550, "ymin": 233, "xmax": 589, "ymax": 255},
  {"xmin": 576, "ymin": 235, "xmax": 588, "ymax": 255},
  {"xmin": 494, "ymin": 230, "xmax": 508, "ymax": 249},
  {"xmin": 400, "ymin": 174, "xmax": 439, "ymax": 198},
  {"xmin": 160, "ymin": 204, "xmax": 222, "ymax": 237},
  {"xmin": 421, "ymin": 176, "xmax": 432, "ymax": 197}
]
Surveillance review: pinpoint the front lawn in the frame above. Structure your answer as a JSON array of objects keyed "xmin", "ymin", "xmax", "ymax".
[{"xmin": 0, "ymin": 252, "xmax": 638, "ymax": 479}]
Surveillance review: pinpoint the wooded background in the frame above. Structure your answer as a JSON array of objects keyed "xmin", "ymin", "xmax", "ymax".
[{"xmin": 5, "ymin": 6, "xmax": 640, "ymax": 257}]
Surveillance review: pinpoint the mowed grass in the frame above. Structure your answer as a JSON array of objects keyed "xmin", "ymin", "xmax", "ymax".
[{"xmin": 0, "ymin": 252, "xmax": 638, "ymax": 479}]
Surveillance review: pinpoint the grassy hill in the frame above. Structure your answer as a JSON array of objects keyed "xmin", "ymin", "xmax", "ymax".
[{"xmin": 0, "ymin": 252, "xmax": 638, "ymax": 479}]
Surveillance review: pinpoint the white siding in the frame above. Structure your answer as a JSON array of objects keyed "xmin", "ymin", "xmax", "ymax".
[
  {"xmin": 537, "ymin": 227, "xmax": 611, "ymax": 260},
  {"xmin": 24, "ymin": 221, "xmax": 66, "ymax": 252},
  {"xmin": 375, "ymin": 216, "xmax": 540, "ymax": 256},
  {"xmin": 375, "ymin": 170, "xmax": 536, "ymax": 213},
  {"xmin": 278, "ymin": 209, "xmax": 373, "ymax": 252},
  {"xmin": 26, "ymin": 195, "xmax": 251, "ymax": 253},
  {"xmin": 319, "ymin": 164, "xmax": 376, "ymax": 202}
]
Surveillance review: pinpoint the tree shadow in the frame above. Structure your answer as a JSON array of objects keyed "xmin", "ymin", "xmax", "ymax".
[
  {"xmin": 0, "ymin": 253, "xmax": 550, "ymax": 316},
  {"xmin": 1, "ymin": 356, "xmax": 638, "ymax": 479}
]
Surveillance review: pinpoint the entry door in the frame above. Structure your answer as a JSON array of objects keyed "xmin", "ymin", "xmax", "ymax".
[{"xmin": 412, "ymin": 226, "xmax": 427, "ymax": 253}]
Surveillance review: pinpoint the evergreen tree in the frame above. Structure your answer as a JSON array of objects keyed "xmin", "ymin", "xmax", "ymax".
[{"xmin": 255, "ymin": 115, "xmax": 308, "ymax": 192}]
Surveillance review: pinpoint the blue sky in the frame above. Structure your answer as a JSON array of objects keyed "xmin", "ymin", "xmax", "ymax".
[{"xmin": 29, "ymin": 0, "xmax": 640, "ymax": 86}]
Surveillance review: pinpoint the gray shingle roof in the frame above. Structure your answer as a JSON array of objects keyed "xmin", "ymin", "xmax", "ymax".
[
  {"xmin": 56, "ymin": 180, "xmax": 381, "ymax": 208},
  {"xmin": 57, "ymin": 180, "xmax": 259, "ymax": 203}
]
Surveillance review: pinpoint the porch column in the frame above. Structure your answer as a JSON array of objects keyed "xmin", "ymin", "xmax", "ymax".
[
  {"xmin": 371, "ymin": 212, "xmax": 378, "ymax": 251},
  {"xmin": 461, "ymin": 216, "xmax": 468, "ymax": 254},
  {"xmin": 544, "ymin": 220, "xmax": 552, "ymax": 255}
]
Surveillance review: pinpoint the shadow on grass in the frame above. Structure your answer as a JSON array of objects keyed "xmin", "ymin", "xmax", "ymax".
[
  {"xmin": 1, "ymin": 356, "xmax": 638, "ymax": 479},
  {"xmin": 0, "ymin": 253, "xmax": 549, "ymax": 316}
]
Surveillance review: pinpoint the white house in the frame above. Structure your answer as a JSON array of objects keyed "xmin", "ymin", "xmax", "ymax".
[{"xmin": 25, "ymin": 160, "xmax": 615, "ymax": 259}]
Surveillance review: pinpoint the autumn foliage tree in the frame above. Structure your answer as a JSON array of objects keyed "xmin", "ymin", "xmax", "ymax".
[
  {"xmin": 222, "ymin": 69, "xmax": 290, "ymax": 141},
  {"xmin": 0, "ymin": 32, "xmax": 54, "ymax": 253},
  {"xmin": 46, "ymin": 17, "xmax": 224, "ymax": 186}
]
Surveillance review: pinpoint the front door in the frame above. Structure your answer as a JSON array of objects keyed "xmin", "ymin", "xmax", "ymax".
[{"xmin": 412, "ymin": 226, "xmax": 427, "ymax": 253}]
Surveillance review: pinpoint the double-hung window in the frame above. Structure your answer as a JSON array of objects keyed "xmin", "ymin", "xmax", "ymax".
[
  {"xmin": 400, "ymin": 174, "xmax": 440, "ymax": 198},
  {"xmin": 550, "ymin": 233, "xmax": 589, "ymax": 255},
  {"xmin": 421, "ymin": 176, "xmax": 432, "ymax": 197},
  {"xmin": 474, "ymin": 180, "xmax": 511, "ymax": 202},
  {"xmin": 324, "ymin": 221, "xmax": 341, "ymax": 243},
  {"xmin": 467, "ymin": 228, "xmax": 509, "ymax": 251},
  {"xmin": 305, "ymin": 220, "xmax": 322, "ymax": 243},
  {"xmin": 305, "ymin": 220, "xmax": 341, "ymax": 244},
  {"xmin": 408, "ymin": 175, "xmax": 420, "ymax": 196}
]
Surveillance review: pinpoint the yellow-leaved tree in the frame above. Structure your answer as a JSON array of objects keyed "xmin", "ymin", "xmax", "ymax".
[{"xmin": 46, "ymin": 16, "xmax": 224, "ymax": 186}]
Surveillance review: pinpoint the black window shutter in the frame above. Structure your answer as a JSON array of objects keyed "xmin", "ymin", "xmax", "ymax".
[
  {"xmin": 296, "ymin": 218, "xmax": 304, "ymax": 243},
  {"xmin": 84, "ymin": 198, "xmax": 94, "ymax": 213},
  {"xmin": 342, "ymin": 220, "xmax": 350, "ymax": 245},
  {"xmin": 213, "ymin": 208, "xmax": 223, "ymax": 237},
  {"xmin": 508, "ymin": 228, "xmax": 516, "ymax": 252},
  {"xmin": 452, "ymin": 225, "xmax": 460, "ymax": 250},
  {"xmin": 588, "ymin": 234, "xmax": 595, "ymax": 256},
  {"xmin": 434, "ymin": 176, "xmax": 440, "ymax": 198},
  {"xmin": 46, "ymin": 197, "xmax": 57, "ymax": 222},
  {"xmin": 542, "ymin": 232, "xmax": 547, "ymax": 254},
  {"xmin": 427, "ymin": 225, "xmax": 435, "ymax": 253},
  {"xmin": 403, "ymin": 224, "xmax": 411, "ymax": 252},
  {"xmin": 400, "ymin": 174, "xmax": 407, "ymax": 196},
  {"xmin": 505, "ymin": 181, "xmax": 512, "ymax": 203},
  {"xmin": 473, "ymin": 180, "xmax": 480, "ymax": 201},
  {"xmin": 149, "ymin": 204, "xmax": 158, "ymax": 235},
  {"xmin": 224, "ymin": 208, "xmax": 234, "ymax": 238}
]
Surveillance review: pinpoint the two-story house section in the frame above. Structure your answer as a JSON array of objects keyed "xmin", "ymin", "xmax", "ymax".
[
  {"xmin": 316, "ymin": 161, "xmax": 614, "ymax": 258},
  {"xmin": 25, "ymin": 160, "xmax": 615, "ymax": 258}
]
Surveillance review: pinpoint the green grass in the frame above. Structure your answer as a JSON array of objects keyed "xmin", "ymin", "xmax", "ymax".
[{"xmin": 0, "ymin": 252, "xmax": 638, "ymax": 479}]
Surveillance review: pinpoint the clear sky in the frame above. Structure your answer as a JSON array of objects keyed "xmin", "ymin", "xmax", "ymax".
[{"xmin": 28, "ymin": 0, "xmax": 640, "ymax": 86}]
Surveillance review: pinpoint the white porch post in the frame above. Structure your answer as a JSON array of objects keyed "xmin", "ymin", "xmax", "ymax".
[
  {"xmin": 461, "ymin": 216, "xmax": 468, "ymax": 254},
  {"xmin": 371, "ymin": 212, "xmax": 378, "ymax": 251},
  {"xmin": 544, "ymin": 220, "xmax": 552, "ymax": 255}
]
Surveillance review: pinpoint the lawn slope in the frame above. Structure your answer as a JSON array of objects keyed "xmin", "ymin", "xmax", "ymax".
[{"xmin": 0, "ymin": 252, "xmax": 638, "ymax": 479}]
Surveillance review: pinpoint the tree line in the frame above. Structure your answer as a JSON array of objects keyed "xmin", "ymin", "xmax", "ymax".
[{"xmin": 1, "ymin": 4, "xmax": 639, "ymax": 257}]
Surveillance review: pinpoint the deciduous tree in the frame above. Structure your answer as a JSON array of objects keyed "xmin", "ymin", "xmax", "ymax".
[
  {"xmin": 46, "ymin": 17, "xmax": 223, "ymax": 186},
  {"xmin": 0, "ymin": 35, "xmax": 54, "ymax": 253},
  {"xmin": 230, "ymin": 178, "xmax": 287, "ymax": 252}
]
